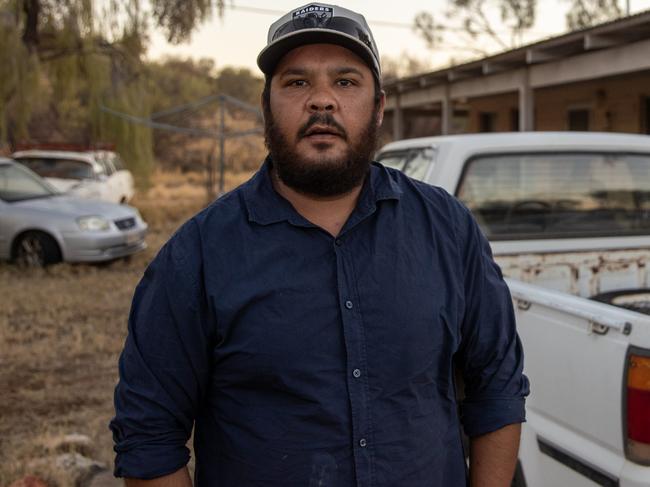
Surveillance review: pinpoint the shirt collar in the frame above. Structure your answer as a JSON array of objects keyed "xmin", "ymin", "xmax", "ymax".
[{"xmin": 242, "ymin": 156, "xmax": 402, "ymax": 227}]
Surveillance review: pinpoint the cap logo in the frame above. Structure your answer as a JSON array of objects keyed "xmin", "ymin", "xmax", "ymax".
[{"xmin": 292, "ymin": 4, "xmax": 333, "ymax": 28}]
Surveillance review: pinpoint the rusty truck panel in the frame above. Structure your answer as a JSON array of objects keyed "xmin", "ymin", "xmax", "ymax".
[{"xmin": 496, "ymin": 248, "xmax": 650, "ymax": 298}]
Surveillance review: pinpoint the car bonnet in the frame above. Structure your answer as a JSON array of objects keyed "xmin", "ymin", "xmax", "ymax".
[{"xmin": 11, "ymin": 195, "xmax": 139, "ymax": 221}]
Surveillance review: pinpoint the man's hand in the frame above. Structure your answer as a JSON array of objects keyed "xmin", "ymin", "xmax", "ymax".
[
  {"xmin": 469, "ymin": 423, "xmax": 521, "ymax": 487},
  {"xmin": 125, "ymin": 467, "xmax": 192, "ymax": 487}
]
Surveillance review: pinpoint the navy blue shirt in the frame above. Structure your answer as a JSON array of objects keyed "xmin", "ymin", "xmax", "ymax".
[{"xmin": 111, "ymin": 159, "xmax": 529, "ymax": 486}]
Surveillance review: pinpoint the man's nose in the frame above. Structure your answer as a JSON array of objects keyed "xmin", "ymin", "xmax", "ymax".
[{"xmin": 307, "ymin": 85, "xmax": 336, "ymax": 112}]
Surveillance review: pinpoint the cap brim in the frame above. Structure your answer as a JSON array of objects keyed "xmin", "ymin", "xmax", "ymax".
[{"xmin": 257, "ymin": 29, "xmax": 379, "ymax": 79}]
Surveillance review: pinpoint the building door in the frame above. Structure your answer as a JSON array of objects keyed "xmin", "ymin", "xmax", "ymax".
[
  {"xmin": 479, "ymin": 112, "xmax": 497, "ymax": 132},
  {"xmin": 568, "ymin": 108, "xmax": 590, "ymax": 131},
  {"xmin": 644, "ymin": 97, "xmax": 650, "ymax": 134},
  {"xmin": 511, "ymin": 109, "xmax": 520, "ymax": 131}
]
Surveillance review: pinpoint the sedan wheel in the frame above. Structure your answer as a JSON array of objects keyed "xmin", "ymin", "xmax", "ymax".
[{"xmin": 15, "ymin": 232, "xmax": 62, "ymax": 267}]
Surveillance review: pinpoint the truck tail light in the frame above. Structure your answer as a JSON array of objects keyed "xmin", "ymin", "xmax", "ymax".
[{"xmin": 626, "ymin": 351, "xmax": 650, "ymax": 465}]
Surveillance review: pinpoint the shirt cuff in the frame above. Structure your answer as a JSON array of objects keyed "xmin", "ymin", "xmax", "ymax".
[
  {"xmin": 114, "ymin": 443, "xmax": 190, "ymax": 480},
  {"xmin": 460, "ymin": 396, "xmax": 526, "ymax": 438}
]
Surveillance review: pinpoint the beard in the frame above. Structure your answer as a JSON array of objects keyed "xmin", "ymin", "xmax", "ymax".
[{"xmin": 264, "ymin": 106, "xmax": 381, "ymax": 197}]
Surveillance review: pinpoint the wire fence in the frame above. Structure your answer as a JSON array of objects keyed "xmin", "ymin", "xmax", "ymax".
[{"xmin": 101, "ymin": 94, "xmax": 264, "ymax": 200}]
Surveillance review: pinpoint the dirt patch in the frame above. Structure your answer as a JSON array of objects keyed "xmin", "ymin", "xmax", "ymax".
[{"xmin": 0, "ymin": 169, "xmax": 255, "ymax": 486}]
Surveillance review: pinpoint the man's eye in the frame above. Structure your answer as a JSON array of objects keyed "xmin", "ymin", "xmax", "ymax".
[
  {"xmin": 289, "ymin": 79, "xmax": 307, "ymax": 87},
  {"xmin": 337, "ymin": 79, "xmax": 354, "ymax": 87}
]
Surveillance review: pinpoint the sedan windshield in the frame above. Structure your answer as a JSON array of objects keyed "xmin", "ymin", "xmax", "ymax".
[
  {"xmin": 0, "ymin": 164, "xmax": 58, "ymax": 202},
  {"xmin": 16, "ymin": 157, "xmax": 95, "ymax": 180}
]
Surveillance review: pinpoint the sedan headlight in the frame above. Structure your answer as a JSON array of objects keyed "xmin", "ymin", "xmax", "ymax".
[{"xmin": 77, "ymin": 216, "xmax": 111, "ymax": 231}]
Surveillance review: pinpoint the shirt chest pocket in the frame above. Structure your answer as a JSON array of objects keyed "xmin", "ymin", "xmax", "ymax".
[{"xmin": 212, "ymin": 279, "xmax": 348, "ymax": 384}]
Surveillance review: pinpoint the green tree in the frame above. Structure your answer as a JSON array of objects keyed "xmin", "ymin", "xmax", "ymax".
[
  {"xmin": 17, "ymin": 0, "xmax": 225, "ymax": 54},
  {"xmin": 381, "ymin": 53, "xmax": 433, "ymax": 82},
  {"xmin": 414, "ymin": 0, "xmax": 537, "ymax": 55},
  {"xmin": 151, "ymin": 0, "xmax": 226, "ymax": 44},
  {"xmin": 0, "ymin": 5, "xmax": 38, "ymax": 144},
  {"xmin": 146, "ymin": 58, "xmax": 263, "ymax": 172},
  {"xmin": 148, "ymin": 57, "xmax": 216, "ymax": 112},
  {"xmin": 1, "ymin": 0, "xmax": 229, "ymax": 182},
  {"xmin": 215, "ymin": 67, "xmax": 264, "ymax": 106},
  {"xmin": 565, "ymin": 0, "xmax": 622, "ymax": 29}
]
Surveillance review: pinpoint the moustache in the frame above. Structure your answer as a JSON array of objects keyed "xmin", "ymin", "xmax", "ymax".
[{"xmin": 297, "ymin": 114, "xmax": 348, "ymax": 140}]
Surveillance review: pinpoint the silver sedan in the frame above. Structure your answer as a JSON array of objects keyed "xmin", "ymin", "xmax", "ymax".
[{"xmin": 0, "ymin": 158, "xmax": 147, "ymax": 266}]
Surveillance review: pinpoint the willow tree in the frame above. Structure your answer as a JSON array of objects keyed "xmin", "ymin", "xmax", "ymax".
[
  {"xmin": 0, "ymin": 0, "xmax": 225, "ymax": 183},
  {"xmin": 18, "ymin": 0, "xmax": 226, "ymax": 52},
  {"xmin": 0, "ymin": 5, "xmax": 39, "ymax": 144}
]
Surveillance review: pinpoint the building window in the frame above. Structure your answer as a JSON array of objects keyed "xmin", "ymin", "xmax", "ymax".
[
  {"xmin": 567, "ymin": 108, "xmax": 590, "ymax": 131},
  {"xmin": 479, "ymin": 112, "xmax": 497, "ymax": 132},
  {"xmin": 644, "ymin": 97, "xmax": 650, "ymax": 135}
]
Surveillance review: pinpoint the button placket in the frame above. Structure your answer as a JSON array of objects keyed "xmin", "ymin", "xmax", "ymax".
[{"xmin": 335, "ymin": 237, "xmax": 373, "ymax": 485}]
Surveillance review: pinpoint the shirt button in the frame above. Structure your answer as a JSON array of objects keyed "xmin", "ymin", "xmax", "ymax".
[
  {"xmin": 353, "ymin": 369, "xmax": 361, "ymax": 378},
  {"xmin": 335, "ymin": 238, "xmax": 342, "ymax": 246},
  {"xmin": 345, "ymin": 300, "xmax": 353, "ymax": 310},
  {"xmin": 359, "ymin": 438, "xmax": 367, "ymax": 448}
]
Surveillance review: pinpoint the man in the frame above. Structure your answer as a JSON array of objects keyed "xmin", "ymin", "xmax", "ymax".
[{"xmin": 111, "ymin": 3, "xmax": 529, "ymax": 486}]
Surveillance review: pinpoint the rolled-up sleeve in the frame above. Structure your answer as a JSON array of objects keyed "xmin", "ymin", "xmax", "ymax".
[
  {"xmin": 110, "ymin": 219, "xmax": 215, "ymax": 479},
  {"xmin": 454, "ymin": 205, "xmax": 530, "ymax": 438}
]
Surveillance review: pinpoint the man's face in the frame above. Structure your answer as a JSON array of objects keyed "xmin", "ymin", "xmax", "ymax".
[{"xmin": 264, "ymin": 43, "xmax": 385, "ymax": 197}]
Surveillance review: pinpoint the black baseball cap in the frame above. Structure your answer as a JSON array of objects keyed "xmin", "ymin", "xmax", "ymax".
[{"xmin": 257, "ymin": 3, "xmax": 381, "ymax": 80}]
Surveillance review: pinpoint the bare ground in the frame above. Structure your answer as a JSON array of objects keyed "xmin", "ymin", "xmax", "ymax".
[{"xmin": 0, "ymin": 170, "xmax": 254, "ymax": 486}]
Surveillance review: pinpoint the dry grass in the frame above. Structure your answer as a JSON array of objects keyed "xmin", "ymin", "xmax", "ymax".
[{"xmin": 0, "ymin": 168, "xmax": 255, "ymax": 486}]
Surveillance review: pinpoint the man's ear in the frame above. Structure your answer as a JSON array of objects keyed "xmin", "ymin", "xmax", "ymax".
[
  {"xmin": 261, "ymin": 86, "xmax": 271, "ymax": 122},
  {"xmin": 376, "ymin": 90, "xmax": 386, "ymax": 127}
]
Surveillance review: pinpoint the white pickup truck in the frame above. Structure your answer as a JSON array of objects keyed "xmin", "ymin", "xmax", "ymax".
[{"xmin": 376, "ymin": 132, "xmax": 650, "ymax": 487}]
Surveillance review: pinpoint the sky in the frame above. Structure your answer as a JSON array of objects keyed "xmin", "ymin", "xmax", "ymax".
[{"xmin": 147, "ymin": 0, "xmax": 650, "ymax": 75}]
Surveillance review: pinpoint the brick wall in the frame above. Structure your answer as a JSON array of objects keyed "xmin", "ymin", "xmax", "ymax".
[
  {"xmin": 464, "ymin": 92, "xmax": 520, "ymax": 133},
  {"xmin": 386, "ymin": 69, "xmax": 650, "ymax": 138},
  {"xmin": 534, "ymin": 70, "xmax": 650, "ymax": 133}
]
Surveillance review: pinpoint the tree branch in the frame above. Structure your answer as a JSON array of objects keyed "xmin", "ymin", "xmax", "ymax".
[
  {"xmin": 471, "ymin": 3, "xmax": 510, "ymax": 50},
  {"xmin": 21, "ymin": 0, "xmax": 40, "ymax": 52}
]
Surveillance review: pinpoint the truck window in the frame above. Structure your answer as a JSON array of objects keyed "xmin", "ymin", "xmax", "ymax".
[
  {"xmin": 376, "ymin": 148, "xmax": 435, "ymax": 180},
  {"xmin": 112, "ymin": 154, "xmax": 125, "ymax": 171},
  {"xmin": 15, "ymin": 157, "xmax": 95, "ymax": 180},
  {"xmin": 457, "ymin": 152, "xmax": 650, "ymax": 240},
  {"xmin": 94, "ymin": 153, "xmax": 115, "ymax": 175}
]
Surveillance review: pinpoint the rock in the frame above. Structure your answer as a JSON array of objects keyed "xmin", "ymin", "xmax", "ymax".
[
  {"xmin": 29, "ymin": 453, "xmax": 106, "ymax": 486},
  {"xmin": 54, "ymin": 452, "xmax": 106, "ymax": 481},
  {"xmin": 8, "ymin": 475, "xmax": 48, "ymax": 487},
  {"xmin": 59, "ymin": 434, "xmax": 93, "ymax": 449},
  {"xmin": 47, "ymin": 433, "xmax": 94, "ymax": 456}
]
